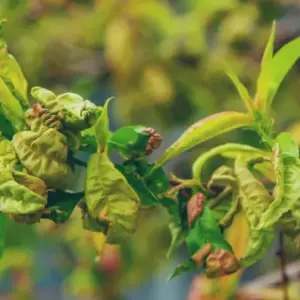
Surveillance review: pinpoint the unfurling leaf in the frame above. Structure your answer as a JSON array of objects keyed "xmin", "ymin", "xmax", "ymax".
[
  {"xmin": 226, "ymin": 69, "xmax": 253, "ymax": 113},
  {"xmin": 94, "ymin": 97, "xmax": 113, "ymax": 151},
  {"xmin": 85, "ymin": 152, "xmax": 140, "ymax": 243},
  {"xmin": 235, "ymin": 157, "xmax": 275, "ymax": 267},
  {"xmin": 155, "ymin": 112, "xmax": 253, "ymax": 169},
  {"xmin": 255, "ymin": 22, "xmax": 276, "ymax": 113},
  {"xmin": 31, "ymin": 87, "xmax": 100, "ymax": 130},
  {"xmin": 12, "ymin": 126, "xmax": 73, "ymax": 189}
]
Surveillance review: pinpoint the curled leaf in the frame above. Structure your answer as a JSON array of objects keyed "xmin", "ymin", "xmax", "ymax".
[
  {"xmin": 192, "ymin": 143, "xmax": 271, "ymax": 187},
  {"xmin": 31, "ymin": 87, "xmax": 99, "ymax": 130},
  {"xmin": 234, "ymin": 157, "xmax": 275, "ymax": 267},
  {"xmin": 12, "ymin": 126, "xmax": 73, "ymax": 189},
  {"xmin": 0, "ymin": 162, "xmax": 47, "ymax": 215},
  {"xmin": 258, "ymin": 144, "xmax": 300, "ymax": 229},
  {"xmin": 85, "ymin": 152, "xmax": 140, "ymax": 243}
]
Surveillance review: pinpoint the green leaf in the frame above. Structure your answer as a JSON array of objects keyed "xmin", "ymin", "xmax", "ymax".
[
  {"xmin": 235, "ymin": 157, "xmax": 275, "ymax": 267},
  {"xmin": 116, "ymin": 163, "xmax": 160, "ymax": 207},
  {"xmin": 155, "ymin": 112, "xmax": 253, "ymax": 169},
  {"xmin": 94, "ymin": 98, "xmax": 113, "ymax": 151},
  {"xmin": 255, "ymin": 22, "xmax": 276, "ymax": 113},
  {"xmin": 85, "ymin": 152, "xmax": 140, "ymax": 243},
  {"xmin": 226, "ymin": 69, "xmax": 253, "ymax": 113},
  {"xmin": 167, "ymin": 221, "xmax": 186, "ymax": 258},
  {"xmin": 0, "ymin": 213, "xmax": 7, "ymax": 258},
  {"xmin": 268, "ymin": 37, "xmax": 300, "ymax": 105},
  {"xmin": 109, "ymin": 125, "xmax": 150, "ymax": 158},
  {"xmin": 186, "ymin": 206, "xmax": 233, "ymax": 256},
  {"xmin": 168, "ymin": 259, "xmax": 196, "ymax": 280},
  {"xmin": 257, "ymin": 144, "xmax": 300, "ymax": 229},
  {"xmin": 0, "ymin": 19, "xmax": 29, "ymax": 110},
  {"xmin": 276, "ymin": 132, "xmax": 299, "ymax": 160},
  {"xmin": 0, "ymin": 77, "xmax": 25, "ymax": 132},
  {"xmin": 42, "ymin": 190, "xmax": 84, "ymax": 223},
  {"xmin": 0, "ymin": 104, "xmax": 16, "ymax": 139},
  {"xmin": 192, "ymin": 143, "xmax": 271, "ymax": 187}
]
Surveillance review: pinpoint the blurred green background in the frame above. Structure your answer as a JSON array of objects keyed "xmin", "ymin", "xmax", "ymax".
[{"xmin": 1, "ymin": 0, "xmax": 300, "ymax": 299}]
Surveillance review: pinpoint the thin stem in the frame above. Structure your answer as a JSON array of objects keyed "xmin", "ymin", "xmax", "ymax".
[{"xmin": 277, "ymin": 232, "xmax": 289, "ymax": 300}]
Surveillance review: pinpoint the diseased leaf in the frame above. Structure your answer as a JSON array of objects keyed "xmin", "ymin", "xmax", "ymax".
[
  {"xmin": 192, "ymin": 143, "xmax": 271, "ymax": 187},
  {"xmin": 258, "ymin": 144, "xmax": 300, "ymax": 229},
  {"xmin": 235, "ymin": 157, "xmax": 275, "ymax": 267},
  {"xmin": 0, "ymin": 161, "xmax": 47, "ymax": 215},
  {"xmin": 0, "ymin": 136, "xmax": 18, "ymax": 167},
  {"xmin": 94, "ymin": 98, "xmax": 113, "ymax": 151},
  {"xmin": 0, "ymin": 20, "xmax": 29, "ymax": 110},
  {"xmin": 12, "ymin": 126, "xmax": 73, "ymax": 189},
  {"xmin": 42, "ymin": 190, "xmax": 84, "ymax": 223},
  {"xmin": 226, "ymin": 69, "xmax": 253, "ymax": 113},
  {"xmin": 207, "ymin": 166, "xmax": 239, "ymax": 228},
  {"xmin": 85, "ymin": 152, "xmax": 140, "ymax": 243},
  {"xmin": 31, "ymin": 87, "xmax": 100, "ymax": 130},
  {"xmin": 155, "ymin": 112, "xmax": 253, "ymax": 169},
  {"xmin": 239, "ymin": 228, "xmax": 275, "ymax": 268}
]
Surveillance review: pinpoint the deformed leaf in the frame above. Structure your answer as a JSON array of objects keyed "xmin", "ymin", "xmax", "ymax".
[
  {"xmin": 155, "ymin": 112, "xmax": 253, "ymax": 169},
  {"xmin": 239, "ymin": 228, "xmax": 275, "ymax": 268},
  {"xmin": 0, "ymin": 136, "xmax": 18, "ymax": 167},
  {"xmin": 85, "ymin": 152, "xmax": 140, "ymax": 243},
  {"xmin": 31, "ymin": 87, "xmax": 100, "ymax": 130},
  {"xmin": 0, "ymin": 161, "xmax": 47, "ymax": 215},
  {"xmin": 258, "ymin": 144, "xmax": 300, "ymax": 229},
  {"xmin": 192, "ymin": 143, "xmax": 271, "ymax": 187},
  {"xmin": 12, "ymin": 126, "xmax": 73, "ymax": 189},
  {"xmin": 235, "ymin": 157, "xmax": 275, "ymax": 267}
]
